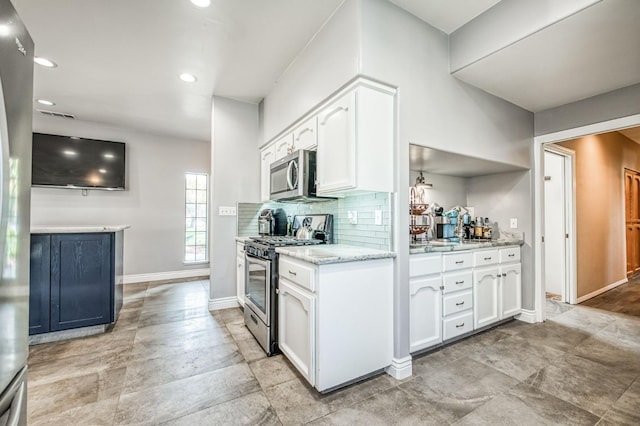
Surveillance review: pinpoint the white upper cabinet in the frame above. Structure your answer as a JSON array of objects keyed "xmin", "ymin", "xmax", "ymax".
[
  {"xmin": 292, "ymin": 117, "xmax": 317, "ymax": 151},
  {"xmin": 260, "ymin": 145, "xmax": 276, "ymax": 202},
  {"xmin": 316, "ymin": 83, "xmax": 394, "ymax": 195},
  {"xmin": 274, "ymin": 133, "xmax": 293, "ymax": 161}
]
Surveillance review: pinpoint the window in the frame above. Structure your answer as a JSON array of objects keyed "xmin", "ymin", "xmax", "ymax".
[{"xmin": 184, "ymin": 173, "xmax": 208, "ymax": 263}]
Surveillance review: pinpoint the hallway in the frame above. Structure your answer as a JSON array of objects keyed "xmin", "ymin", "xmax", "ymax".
[{"xmin": 581, "ymin": 277, "xmax": 640, "ymax": 317}]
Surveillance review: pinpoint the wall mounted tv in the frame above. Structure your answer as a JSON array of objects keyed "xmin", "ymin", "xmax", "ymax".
[{"xmin": 32, "ymin": 133, "xmax": 126, "ymax": 190}]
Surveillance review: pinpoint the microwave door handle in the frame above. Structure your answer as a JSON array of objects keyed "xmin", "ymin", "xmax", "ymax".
[{"xmin": 286, "ymin": 160, "xmax": 298, "ymax": 190}]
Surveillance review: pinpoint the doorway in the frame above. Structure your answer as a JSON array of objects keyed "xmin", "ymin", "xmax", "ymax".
[
  {"xmin": 624, "ymin": 168, "xmax": 640, "ymax": 277},
  {"xmin": 543, "ymin": 145, "xmax": 576, "ymax": 304}
]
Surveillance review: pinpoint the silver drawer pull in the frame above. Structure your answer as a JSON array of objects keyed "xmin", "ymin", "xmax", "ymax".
[
  {"xmin": 455, "ymin": 301, "xmax": 465, "ymax": 306},
  {"xmin": 289, "ymin": 270, "xmax": 297, "ymax": 276},
  {"xmin": 455, "ymin": 280, "xmax": 464, "ymax": 285},
  {"xmin": 484, "ymin": 257, "xmax": 492, "ymax": 261},
  {"xmin": 508, "ymin": 254, "xmax": 515, "ymax": 257},
  {"xmin": 456, "ymin": 323, "xmax": 465, "ymax": 328},
  {"xmin": 455, "ymin": 260, "xmax": 464, "ymax": 264}
]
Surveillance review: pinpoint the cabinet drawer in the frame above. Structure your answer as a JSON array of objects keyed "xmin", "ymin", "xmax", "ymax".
[
  {"xmin": 500, "ymin": 247, "xmax": 520, "ymax": 263},
  {"xmin": 280, "ymin": 257, "xmax": 316, "ymax": 292},
  {"xmin": 442, "ymin": 271, "xmax": 472, "ymax": 294},
  {"xmin": 442, "ymin": 290, "xmax": 473, "ymax": 317},
  {"xmin": 443, "ymin": 311, "xmax": 474, "ymax": 341},
  {"xmin": 410, "ymin": 254, "xmax": 441, "ymax": 278},
  {"xmin": 474, "ymin": 250, "xmax": 499, "ymax": 267},
  {"xmin": 442, "ymin": 252, "xmax": 472, "ymax": 272}
]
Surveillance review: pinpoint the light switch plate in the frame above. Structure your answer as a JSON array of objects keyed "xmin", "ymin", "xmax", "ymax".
[
  {"xmin": 374, "ymin": 210, "xmax": 383, "ymax": 225},
  {"xmin": 219, "ymin": 206, "xmax": 236, "ymax": 216},
  {"xmin": 348, "ymin": 210, "xmax": 358, "ymax": 225},
  {"xmin": 510, "ymin": 218, "xmax": 518, "ymax": 229}
]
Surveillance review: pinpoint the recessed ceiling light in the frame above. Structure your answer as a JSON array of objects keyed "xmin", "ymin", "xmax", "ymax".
[
  {"xmin": 179, "ymin": 73, "xmax": 197, "ymax": 83},
  {"xmin": 34, "ymin": 57, "xmax": 57, "ymax": 68},
  {"xmin": 36, "ymin": 99, "xmax": 55, "ymax": 106},
  {"xmin": 190, "ymin": 0, "xmax": 211, "ymax": 8}
]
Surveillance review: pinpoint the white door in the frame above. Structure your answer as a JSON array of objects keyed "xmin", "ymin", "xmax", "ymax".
[
  {"xmin": 236, "ymin": 254, "xmax": 245, "ymax": 307},
  {"xmin": 278, "ymin": 279, "xmax": 315, "ymax": 385},
  {"xmin": 501, "ymin": 263, "xmax": 522, "ymax": 318},
  {"xmin": 544, "ymin": 150, "xmax": 566, "ymax": 299},
  {"xmin": 409, "ymin": 275, "xmax": 442, "ymax": 352},
  {"xmin": 292, "ymin": 117, "xmax": 317, "ymax": 151},
  {"xmin": 274, "ymin": 134, "xmax": 293, "ymax": 161},
  {"xmin": 260, "ymin": 146, "xmax": 275, "ymax": 202},
  {"xmin": 316, "ymin": 91, "xmax": 356, "ymax": 193},
  {"xmin": 473, "ymin": 266, "xmax": 500, "ymax": 329}
]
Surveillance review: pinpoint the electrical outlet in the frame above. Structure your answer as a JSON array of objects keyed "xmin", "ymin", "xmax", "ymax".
[
  {"xmin": 348, "ymin": 210, "xmax": 358, "ymax": 225},
  {"xmin": 510, "ymin": 218, "xmax": 518, "ymax": 229},
  {"xmin": 374, "ymin": 210, "xmax": 383, "ymax": 225},
  {"xmin": 219, "ymin": 206, "xmax": 236, "ymax": 216}
]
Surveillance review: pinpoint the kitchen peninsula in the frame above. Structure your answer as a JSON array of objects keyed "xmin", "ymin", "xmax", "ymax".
[
  {"xmin": 275, "ymin": 244, "xmax": 395, "ymax": 392},
  {"xmin": 29, "ymin": 226, "xmax": 129, "ymax": 343}
]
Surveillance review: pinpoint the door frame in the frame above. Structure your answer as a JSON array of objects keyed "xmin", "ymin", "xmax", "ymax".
[
  {"xmin": 542, "ymin": 144, "xmax": 577, "ymax": 305},
  {"xmin": 533, "ymin": 113, "xmax": 640, "ymax": 322}
]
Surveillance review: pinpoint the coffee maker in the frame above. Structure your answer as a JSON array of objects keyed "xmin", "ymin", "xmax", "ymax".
[
  {"xmin": 434, "ymin": 216, "xmax": 456, "ymax": 240},
  {"xmin": 258, "ymin": 208, "xmax": 287, "ymax": 236}
]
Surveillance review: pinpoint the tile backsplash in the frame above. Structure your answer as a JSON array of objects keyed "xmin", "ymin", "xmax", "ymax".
[{"xmin": 237, "ymin": 192, "xmax": 392, "ymax": 250}]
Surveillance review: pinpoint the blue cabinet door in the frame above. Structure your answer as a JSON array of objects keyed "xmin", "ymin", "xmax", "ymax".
[
  {"xmin": 29, "ymin": 234, "xmax": 51, "ymax": 335},
  {"xmin": 50, "ymin": 233, "xmax": 113, "ymax": 331}
]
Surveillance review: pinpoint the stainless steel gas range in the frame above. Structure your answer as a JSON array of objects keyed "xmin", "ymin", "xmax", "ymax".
[{"xmin": 244, "ymin": 214, "xmax": 333, "ymax": 356}]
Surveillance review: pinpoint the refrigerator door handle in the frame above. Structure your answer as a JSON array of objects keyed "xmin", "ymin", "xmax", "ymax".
[{"xmin": 0, "ymin": 367, "xmax": 27, "ymax": 426}]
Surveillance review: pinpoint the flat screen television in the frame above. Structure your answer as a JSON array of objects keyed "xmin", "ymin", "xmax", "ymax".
[{"xmin": 32, "ymin": 133, "xmax": 126, "ymax": 190}]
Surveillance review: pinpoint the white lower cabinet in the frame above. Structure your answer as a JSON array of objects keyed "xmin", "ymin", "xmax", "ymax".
[
  {"xmin": 473, "ymin": 247, "xmax": 522, "ymax": 329},
  {"xmin": 473, "ymin": 266, "xmax": 500, "ymax": 329},
  {"xmin": 236, "ymin": 242, "xmax": 245, "ymax": 307},
  {"xmin": 501, "ymin": 262, "xmax": 522, "ymax": 318},
  {"xmin": 278, "ymin": 255, "xmax": 393, "ymax": 392},
  {"xmin": 410, "ymin": 275, "xmax": 442, "ymax": 352},
  {"xmin": 410, "ymin": 245, "xmax": 522, "ymax": 354},
  {"xmin": 278, "ymin": 279, "xmax": 315, "ymax": 385}
]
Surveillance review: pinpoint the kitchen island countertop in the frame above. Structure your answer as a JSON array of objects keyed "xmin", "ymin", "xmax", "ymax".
[
  {"xmin": 276, "ymin": 244, "xmax": 396, "ymax": 265},
  {"xmin": 31, "ymin": 225, "xmax": 130, "ymax": 233},
  {"xmin": 410, "ymin": 239, "xmax": 524, "ymax": 254}
]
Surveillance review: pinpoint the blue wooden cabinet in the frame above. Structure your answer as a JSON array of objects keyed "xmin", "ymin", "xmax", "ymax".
[
  {"xmin": 29, "ymin": 234, "xmax": 51, "ymax": 335},
  {"xmin": 29, "ymin": 232, "xmax": 116, "ymax": 335}
]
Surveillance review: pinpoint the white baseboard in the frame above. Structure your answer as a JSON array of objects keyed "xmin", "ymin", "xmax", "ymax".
[
  {"xmin": 208, "ymin": 296, "xmax": 240, "ymax": 311},
  {"xmin": 576, "ymin": 278, "xmax": 628, "ymax": 303},
  {"xmin": 123, "ymin": 268, "xmax": 210, "ymax": 284},
  {"xmin": 516, "ymin": 309, "xmax": 537, "ymax": 324},
  {"xmin": 385, "ymin": 356, "xmax": 412, "ymax": 380}
]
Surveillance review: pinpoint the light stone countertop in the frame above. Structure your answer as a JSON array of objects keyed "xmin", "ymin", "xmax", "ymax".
[
  {"xmin": 410, "ymin": 239, "xmax": 524, "ymax": 254},
  {"xmin": 235, "ymin": 236, "xmax": 253, "ymax": 243},
  {"xmin": 276, "ymin": 244, "xmax": 396, "ymax": 265},
  {"xmin": 31, "ymin": 225, "xmax": 131, "ymax": 234}
]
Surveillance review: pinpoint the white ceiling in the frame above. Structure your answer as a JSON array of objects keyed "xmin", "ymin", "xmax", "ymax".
[
  {"xmin": 409, "ymin": 145, "xmax": 528, "ymax": 178},
  {"xmin": 13, "ymin": 0, "xmax": 343, "ymax": 142},
  {"xmin": 389, "ymin": 0, "xmax": 501, "ymax": 34},
  {"xmin": 452, "ymin": 0, "xmax": 640, "ymax": 112},
  {"xmin": 13, "ymin": 0, "xmax": 640, "ymax": 145}
]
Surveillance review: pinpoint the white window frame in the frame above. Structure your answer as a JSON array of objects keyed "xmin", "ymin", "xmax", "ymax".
[{"xmin": 184, "ymin": 172, "xmax": 209, "ymax": 264}]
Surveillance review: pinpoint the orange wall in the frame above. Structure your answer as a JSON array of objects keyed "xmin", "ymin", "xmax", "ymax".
[{"xmin": 558, "ymin": 131, "xmax": 640, "ymax": 298}]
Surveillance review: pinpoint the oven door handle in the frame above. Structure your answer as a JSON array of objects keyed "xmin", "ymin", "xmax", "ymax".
[{"xmin": 245, "ymin": 253, "xmax": 270, "ymax": 267}]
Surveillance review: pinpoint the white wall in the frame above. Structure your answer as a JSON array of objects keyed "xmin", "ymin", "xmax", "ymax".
[
  {"xmin": 210, "ymin": 97, "xmax": 260, "ymax": 300},
  {"xmin": 466, "ymin": 170, "xmax": 533, "ymax": 308},
  {"xmin": 31, "ymin": 116, "xmax": 210, "ymax": 277},
  {"xmin": 534, "ymin": 83, "xmax": 640, "ymax": 136},
  {"xmin": 261, "ymin": 0, "xmax": 361, "ymax": 144},
  {"xmin": 409, "ymin": 171, "xmax": 467, "ymax": 210}
]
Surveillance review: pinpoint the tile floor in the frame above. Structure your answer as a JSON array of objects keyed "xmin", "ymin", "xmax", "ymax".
[
  {"xmin": 26, "ymin": 280, "xmax": 640, "ymax": 425},
  {"xmin": 581, "ymin": 277, "xmax": 640, "ymax": 317}
]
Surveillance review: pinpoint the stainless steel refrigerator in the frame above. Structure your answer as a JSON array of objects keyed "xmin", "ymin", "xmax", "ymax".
[{"xmin": 0, "ymin": 0, "xmax": 33, "ymax": 424}]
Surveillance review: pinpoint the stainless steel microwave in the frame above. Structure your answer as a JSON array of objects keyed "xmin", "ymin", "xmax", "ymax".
[{"xmin": 269, "ymin": 149, "xmax": 334, "ymax": 202}]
